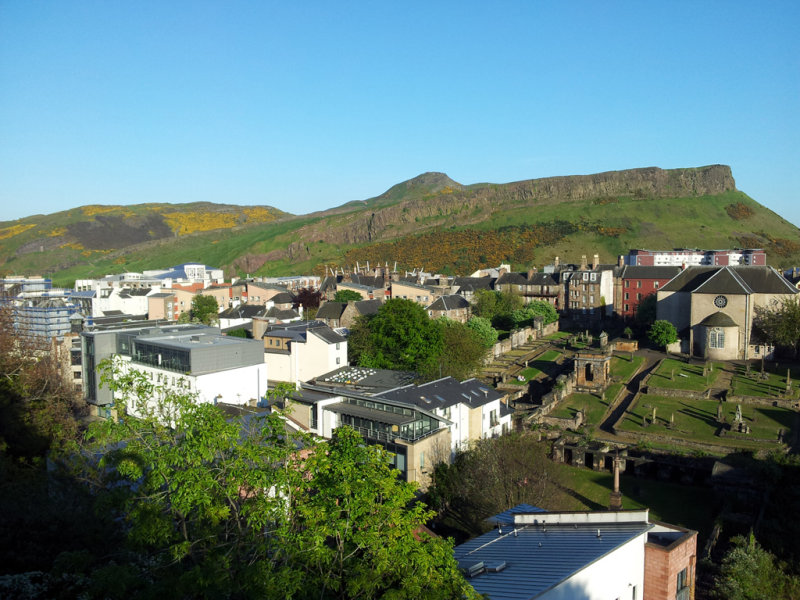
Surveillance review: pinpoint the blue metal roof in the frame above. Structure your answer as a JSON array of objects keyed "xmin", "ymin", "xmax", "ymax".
[
  {"xmin": 487, "ymin": 504, "xmax": 546, "ymax": 525},
  {"xmin": 454, "ymin": 518, "xmax": 651, "ymax": 599}
]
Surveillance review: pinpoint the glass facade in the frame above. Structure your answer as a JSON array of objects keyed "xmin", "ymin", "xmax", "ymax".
[{"xmin": 131, "ymin": 341, "xmax": 191, "ymax": 373}]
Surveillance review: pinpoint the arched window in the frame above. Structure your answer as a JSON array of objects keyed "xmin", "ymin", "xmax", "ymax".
[{"xmin": 709, "ymin": 328, "xmax": 725, "ymax": 349}]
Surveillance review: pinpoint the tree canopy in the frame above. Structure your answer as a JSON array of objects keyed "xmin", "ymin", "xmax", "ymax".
[
  {"xmin": 648, "ymin": 319, "xmax": 678, "ymax": 351},
  {"xmin": 713, "ymin": 533, "xmax": 800, "ymax": 600},
  {"xmin": 354, "ymin": 298, "xmax": 444, "ymax": 373},
  {"xmin": 466, "ymin": 316, "xmax": 499, "ymax": 349},
  {"xmin": 39, "ymin": 361, "xmax": 478, "ymax": 599},
  {"xmin": 334, "ymin": 289, "xmax": 364, "ymax": 303},
  {"xmin": 190, "ymin": 294, "xmax": 220, "ymax": 325},
  {"xmin": 755, "ymin": 297, "xmax": 800, "ymax": 356}
]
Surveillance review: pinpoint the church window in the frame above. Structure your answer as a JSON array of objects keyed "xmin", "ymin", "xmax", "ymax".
[{"xmin": 709, "ymin": 328, "xmax": 725, "ymax": 349}]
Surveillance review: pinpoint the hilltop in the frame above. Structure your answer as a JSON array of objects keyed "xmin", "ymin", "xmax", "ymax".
[{"xmin": 1, "ymin": 165, "xmax": 798, "ymax": 284}]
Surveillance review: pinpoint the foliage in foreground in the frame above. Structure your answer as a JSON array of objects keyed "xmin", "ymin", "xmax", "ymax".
[
  {"xmin": 36, "ymin": 361, "xmax": 478, "ymax": 599},
  {"xmin": 713, "ymin": 533, "xmax": 800, "ymax": 600}
]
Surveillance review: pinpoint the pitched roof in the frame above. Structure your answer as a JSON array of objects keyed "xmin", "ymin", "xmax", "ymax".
[
  {"xmin": 353, "ymin": 299, "xmax": 382, "ymax": 315},
  {"xmin": 218, "ymin": 305, "xmax": 267, "ymax": 320},
  {"xmin": 316, "ymin": 301, "xmax": 347, "ymax": 320},
  {"xmin": 621, "ymin": 265, "xmax": 683, "ymax": 280},
  {"xmin": 496, "ymin": 272, "xmax": 529, "ymax": 286},
  {"xmin": 427, "ymin": 295, "xmax": 470, "ymax": 312},
  {"xmin": 270, "ymin": 291, "xmax": 296, "ymax": 304},
  {"xmin": 661, "ymin": 266, "xmax": 798, "ymax": 295},
  {"xmin": 452, "ymin": 277, "xmax": 496, "ymax": 292},
  {"xmin": 376, "ymin": 376, "xmax": 503, "ymax": 411}
]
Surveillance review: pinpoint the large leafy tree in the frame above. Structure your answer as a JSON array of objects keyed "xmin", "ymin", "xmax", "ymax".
[
  {"xmin": 755, "ymin": 297, "xmax": 800, "ymax": 356},
  {"xmin": 713, "ymin": 533, "xmax": 800, "ymax": 600},
  {"xmin": 334, "ymin": 289, "xmax": 364, "ymax": 303},
  {"xmin": 65, "ymin": 361, "xmax": 476, "ymax": 599},
  {"xmin": 190, "ymin": 294, "xmax": 220, "ymax": 325},
  {"xmin": 511, "ymin": 300, "xmax": 558, "ymax": 328},
  {"xmin": 357, "ymin": 299, "xmax": 443, "ymax": 373},
  {"xmin": 427, "ymin": 318, "xmax": 486, "ymax": 381},
  {"xmin": 285, "ymin": 426, "xmax": 478, "ymax": 600},
  {"xmin": 647, "ymin": 319, "xmax": 678, "ymax": 352},
  {"xmin": 466, "ymin": 316, "xmax": 499, "ymax": 349}
]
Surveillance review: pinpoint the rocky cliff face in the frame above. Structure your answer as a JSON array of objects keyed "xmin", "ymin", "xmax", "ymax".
[{"xmin": 287, "ymin": 165, "xmax": 736, "ymax": 253}]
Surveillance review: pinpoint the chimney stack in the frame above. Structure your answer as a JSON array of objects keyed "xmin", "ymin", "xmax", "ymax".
[
  {"xmin": 618, "ymin": 255, "xmax": 624, "ymax": 268},
  {"xmin": 580, "ymin": 255, "xmax": 588, "ymax": 271},
  {"xmin": 554, "ymin": 256, "xmax": 560, "ymax": 268},
  {"xmin": 593, "ymin": 254, "xmax": 600, "ymax": 270}
]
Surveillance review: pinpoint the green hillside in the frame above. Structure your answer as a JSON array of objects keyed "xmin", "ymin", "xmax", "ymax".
[{"xmin": 1, "ymin": 165, "xmax": 798, "ymax": 286}]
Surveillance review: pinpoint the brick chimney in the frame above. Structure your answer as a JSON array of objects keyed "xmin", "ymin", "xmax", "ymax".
[
  {"xmin": 593, "ymin": 254, "xmax": 600, "ymax": 270},
  {"xmin": 580, "ymin": 255, "xmax": 588, "ymax": 270},
  {"xmin": 618, "ymin": 255, "xmax": 625, "ymax": 268}
]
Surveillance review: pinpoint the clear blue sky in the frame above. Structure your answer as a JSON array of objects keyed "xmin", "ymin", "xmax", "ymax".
[{"xmin": 2, "ymin": 2, "xmax": 799, "ymax": 226}]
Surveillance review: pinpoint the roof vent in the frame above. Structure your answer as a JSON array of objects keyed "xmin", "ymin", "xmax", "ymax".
[
  {"xmin": 597, "ymin": 529, "xmax": 602, "ymax": 538},
  {"xmin": 462, "ymin": 561, "xmax": 485, "ymax": 578},
  {"xmin": 485, "ymin": 561, "xmax": 507, "ymax": 573}
]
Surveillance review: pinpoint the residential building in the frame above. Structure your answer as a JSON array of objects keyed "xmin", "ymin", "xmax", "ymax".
[
  {"xmin": 246, "ymin": 281, "xmax": 291, "ymax": 305},
  {"xmin": 142, "ymin": 263, "xmax": 225, "ymax": 287},
  {"xmin": 81, "ymin": 323, "xmax": 267, "ymax": 418},
  {"xmin": 627, "ymin": 248, "xmax": 766, "ymax": 267},
  {"xmin": 376, "ymin": 376, "xmax": 512, "ymax": 456},
  {"xmin": 336, "ymin": 281, "xmax": 381, "ymax": 300},
  {"xmin": 426, "ymin": 295, "xmax": 471, "ymax": 322},
  {"xmin": 390, "ymin": 280, "xmax": 437, "ymax": 305},
  {"xmin": 315, "ymin": 299, "xmax": 382, "ymax": 329},
  {"xmin": 455, "ymin": 505, "xmax": 697, "ymax": 600},
  {"xmin": 495, "ymin": 270, "xmax": 562, "ymax": 308},
  {"xmin": 616, "ymin": 265, "xmax": 682, "ymax": 320},
  {"xmin": 657, "ymin": 265, "xmax": 798, "ymax": 359},
  {"xmin": 218, "ymin": 304, "xmax": 269, "ymax": 330},
  {"xmin": 14, "ymin": 297, "xmax": 79, "ymax": 339},
  {"xmin": 561, "ymin": 254, "xmax": 616, "ymax": 323},
  {"xmin": 451, "ymin": 276, "xmax": 496, "ymax": 302},
  {"xmin": 254, "ymin": 320, "xmax": 347, "ymax": 387}
]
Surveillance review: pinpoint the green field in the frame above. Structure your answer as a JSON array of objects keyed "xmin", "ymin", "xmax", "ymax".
[
  {"xmin": 554, "ymin": 465, "xmax": 718, "ymax": 542},
  {"xmin": 618, "ymin": 395, "xmax": 793, "ymax": 448},
  {"xmin": 508, "ymin": 351, "xmax": 562, "ymax": 385},
  {"xmin": 731, "ymin": 364, "xmax": 799, "ymax": 399},
  {"xmin": 649, "ymin": 359, "xmax": 723, "ymax": 392},
  {"xmin": 610, "ymin": 354, "xmax": 644, "ymax": 382}
]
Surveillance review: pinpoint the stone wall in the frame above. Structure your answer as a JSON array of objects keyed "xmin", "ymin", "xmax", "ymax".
[{"xmin": 488, "ymin": 320, "xmax": 560, "ymax": 359}]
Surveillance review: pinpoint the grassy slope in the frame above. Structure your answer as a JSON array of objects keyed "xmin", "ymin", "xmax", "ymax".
[{"xmin": 3, "ymin": 173, "xmax": 799, "ymax": 286}]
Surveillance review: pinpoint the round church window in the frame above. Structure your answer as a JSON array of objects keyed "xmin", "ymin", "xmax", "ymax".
[{"xmin": 714, "ymin": 295, "xmax": 728, "ymax": 308}]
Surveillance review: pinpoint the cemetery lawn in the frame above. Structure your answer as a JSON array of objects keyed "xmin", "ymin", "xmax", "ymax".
[
  {"xmin": 556, "ymin": 465, "xmax": 717, "ymax": 544},
  {"xmin": 610, "ymin": 354, "xmax": 644, "ymax": 382},
  {"xmin": 508, "ymin": 351, "xmax": 562, "ymax": 385},
  {"xmin": 545, "ymin": 331, "xmax": 571, "ymax": 341},
  {"xmin": 648, "ymin": 358, "xmax": 724, "ymax": 391},
  {"xmin": 551, "ymin": 383, "xmax": 624, "ymax": 423},
  {"xmin": 618, "ymin": 395, "xmax": 793, "ymax": 449},
  {"xmin": 731, "ymin": 364, "xmax": 800, "ymax": 400}
]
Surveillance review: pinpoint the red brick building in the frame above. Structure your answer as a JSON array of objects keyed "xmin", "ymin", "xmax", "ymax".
[
  {"xmin": 644, "ymin": 522, "xmax": 698, "ymax": 600},
  {"xmin": 617, "ymin": 266, "xmax": 682, "ymax": 320}
]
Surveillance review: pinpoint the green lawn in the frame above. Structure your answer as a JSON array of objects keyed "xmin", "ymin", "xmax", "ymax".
[
  {"xmin": 731, "ymin": 364, "xmax": 799, "ymax": 399},
  {"xmin": 618, "ymin": 395, "xmax": 793, "ymax": 448},
  {"xmin": 508, "ymin": 351, "xmax": 563, "ymax": 385},
  {"xmin": 550, "ymin": 392, "xmax": 611, "ymax": 423},
  {"xmin": 545, "ymin": 331, "xmax": 571, "ymax": 341},
  {"xmin": 610, "ymin": 354, "xmax": 644, "ymax": 382},
  {"xmin": 648, "ymin": 358, "xmax": 723, "ymax": 391},
  {"xmin": 554, "ymin": 465, "xmax": 718, "ymax": 542}
]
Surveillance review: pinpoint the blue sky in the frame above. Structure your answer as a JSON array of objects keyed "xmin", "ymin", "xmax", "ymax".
[{"xmin": 2, "ymin": 1, "xmax": 799, "ymax": 227}]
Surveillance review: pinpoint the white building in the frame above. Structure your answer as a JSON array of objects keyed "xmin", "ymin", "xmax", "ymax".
[
  {"xmin": 455, "ymin": 505, "xmax": 697, "ymax": 600},
  {"xmin": 254, "ymin": 321, "xmax": 348, "ymax": 388},
  {"xmin": 81, "ymin": 323, "xmax": 267, "ymax": 418}
]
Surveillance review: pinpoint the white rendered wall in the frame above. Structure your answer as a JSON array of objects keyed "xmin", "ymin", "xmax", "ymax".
[{"xmin": 538, "ymin": 532, "xmax": 646, "ymax": 600}]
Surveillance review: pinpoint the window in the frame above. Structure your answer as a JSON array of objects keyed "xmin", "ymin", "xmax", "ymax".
[
  {"xmin": 336, "ymin": 342, "xmax": 340, "ymax": 350},
  {"xmin": 589, "ymin": 295, "xmax": 594, "ymax": 304},
  {"xmin": 710, "ymin": 327, "xmax": 725, "ymax": 349},
  {"xmin": 637, "ymin": 281, "xmax": 642, "ymax": 288},
  {"xmin": 637, "ymin": 293, "xmax": 642, "ymax": 300},
  {"xmin": 624, "ymin": 292, "xmax": 629, "ymax": 300},
  {"xmin": 677, "ymin": 568, "xmax": 689, "ymax": 598},
  {"xmin": 625, "ymin": 280, "xmax": 630, "ymax": 288},
  {"xmin": 624, "ymin": 304, "xmax": 629, "ymax": 311},
  {"xmin": 590, "ymin": 273, "xmax": 596, "ymax": 282},
  {"xmin": 654, "ymin": 281, "xmax": 659, "ymax": 289},
  {"xmin": 336, "ymin": 357, "xmax": 341, "ymax": 364},
  {"xmin": 583, "ymin": 273, "xmax": 589, "ymax": 281},
  {"xmin": 420, "ymin": 451, "xmax": 425, "ymax": 470}
]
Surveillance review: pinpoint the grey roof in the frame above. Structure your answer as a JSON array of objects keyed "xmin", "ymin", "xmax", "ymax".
[
  {"xmin": 148, "ymin": 292, "xmax": 174, "ymax": 298},
  {"xmin": 353, "ymin": 299, "xmax": 382, "ymax": 315},
  {"xmin": 70, "ymin": 290, "xmax": 97, "ymax": 298},
  {"xmin": 662, "ymin": 266, "xmax": 798, "ymax": 295},
  {"xmin": 349, "ymin": 274, "xmax": 386, "ymax": 288},
  {"xmin": 265, "ymin": 307, "xmax": 300, "ymax": 320},
  {"xmin": 496, "ymin": 272, "xmax": 529, "ymax": 286},
  {"xmin": 392, "ymin": 280, "xmax": 435, "ymax": 292},
  {"xmin": 248, "ymin": 281, "xmax": 290, "ymax": 292},
  {"xmin": 339, "ymin": 281, "xmax": 376, "ymax": 292},
  {"xmin": 314, "ymin": 366, "xmax": 416, "ymax": 392},
  {"xmin": 270, "ymin": 291, "xmax": 296, "ymax": 304},
  {"xmin": 264, "ymin": 321, "xmax": 346, "ymax": 345},
  {"xmin": 454, "ymin": 513, "xmax": 652, "ymax": 600},
  {"xmin": 698, "ymin": 311, "xmax": 738, "ymax": 328},
  {"xmin": 219, "ymin": 304, "xmax": 267, "ymax": 319},
  {"xmin": 527, "ymin": 272, "xmax": 560, "ymax": 286},
  {"xmin": 621, "ymin": 265, "xmax": 683, "ymax": 280},
  {"xmin": 452, "ymin": 276, "xmax": 496, "ymax": 292},
  {"xmin": 316, "ymin": 301, "xmax": 347, "ymax": 320},
  {"xmin": 325, "ymin": 401, "xmax": 416, "ymax": 425},
  {"xmin": 376, "ymin": 376, "xmax": 503, "ymax": 411},
  {"xmin": 427, "ymin": 295, "xmax": 470, "ymax": 312},
  {"xmin": 310, "ymin": 327, "xmax": 346, "ymax": 344},
  {"xmin": 318, "ymin": 276, "xmax": 340, "ymax": 293}
]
